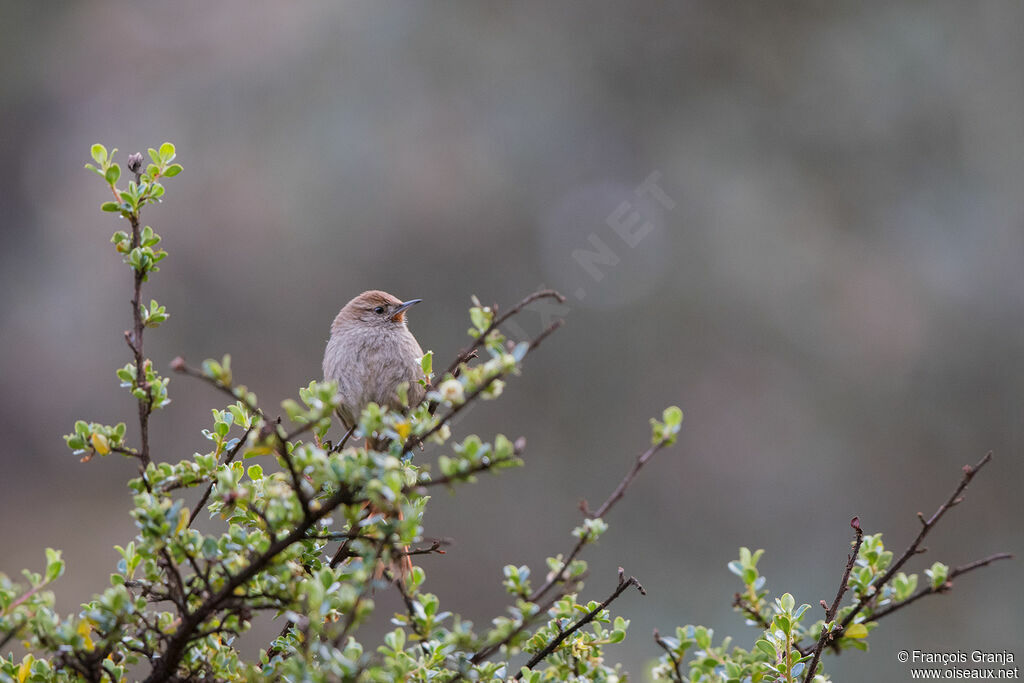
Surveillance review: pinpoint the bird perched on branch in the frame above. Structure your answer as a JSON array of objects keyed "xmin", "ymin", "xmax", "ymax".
[
  {"xmin": 323, "ymin": 290, "xmax": 426, "ymax": 435},
  {"xmin": 322, "ymin": 290, "xmax": 426, "ymax": 577}
]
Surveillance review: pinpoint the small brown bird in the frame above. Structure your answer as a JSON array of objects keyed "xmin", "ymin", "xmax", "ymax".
[
  {"xmin": 323, "ymin": 290, "xmax": 426, "ymax": 578},
  {"xmin": 323, "ymin": 290, "xmax": 427, "ymax": 433}
]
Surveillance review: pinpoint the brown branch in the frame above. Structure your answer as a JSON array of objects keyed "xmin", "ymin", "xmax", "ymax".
[
  {"xmin": 390, "ymin": 569, "xmax": 430, "ymax": 646},
  {"xmin": 653, "ymin": 628, "xmax": 684, "ymax": 683},
  {"xmin": 404, "ymin": 319, "xmax": 563, "ymax": 453},
  {"xmin": 170, "ymin": 358, "xmax": 265, "ymax": 422},
  {"xmin": 173, "ymin": 358, "xmax": 321, "ymax": 516},
  {"xmin": 802, "ymin": 517, "xmax": 863, "ymax": 683},
  {"xmin": 581, "ymin": 435, "xmax": 675, "ymax": 519},
  {"xmin": 839, "ymin": 452, "xmax": 994, "ymax": 630},
  {"xmin": 158, "ymin": 548, "xmax": 189, "ymax": 614},
  {"xmin": 122, "ymin": 210, "xmax": 152, "ymax": 472},
  {"xmin": 732, "ymin": 593, "xmax": 771, "ymax": 630},
  {"xmin": 328, "ymin": 424, "xmax": 357, "ymax": 454},
  {"xmin": 514, "ymin": 568, "xmax": 645, "ymax": 679},
  {"xmin": 467, "ymin": 588, "xmax": 577, "ymax": 668},
  {"xmin": 188, "ymin": 426, "xmax": 252, "ymax": 527},
  {"xmin": 528, "ymin": 535, "xmax": 587, "ymax": 605},
  {"xmin": 400, "ymin": 540, "xmax": 448, "ymax": 557},
  {"xmin": 404, "ymin": 437, "xmax": 526, "ymax": 493},
  {"xmin": 869, "ymin": 552, "xmax": 1013, "ymax": 621},
  {"xmin": 143, "ymin": 484, "xmax": 354, "ymax": 683},
  {"xmin": 441, "ymin": 290, "xmax": 566, "ymax": 380},
  {"xmin": 529, "ymin": 431, "xmax": 677, "ymax": 605},
  {"xmin": 331, "ymin": 541, "xmax": 386, "ymax": 648}
]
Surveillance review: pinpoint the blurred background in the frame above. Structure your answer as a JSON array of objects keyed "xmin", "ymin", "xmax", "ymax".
[{"xmin": 1, "ymin": 2, "xmax": 1021, "ymax": 679}]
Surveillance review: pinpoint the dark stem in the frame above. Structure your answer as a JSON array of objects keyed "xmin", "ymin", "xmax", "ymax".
[
  {"xmin": 581, "ymin": 436, "xmax": 674, "ymax": 519},
  {"xmin": 514, "ymin": 568, "xmax": 645, "ymax": 679},
  {"xmin": 188, "ymin": 426, "xmax": 252, "ymax": 527},
  {"xmin": 529, "ymin": 432, "xmax": 676, "ymax": 605},
  {"xmin": 467, "ymin": 587, "xmax": 578, "ymax": 667},
  {"xmin": 143, "ymin": 485, "xmax": 354, "ymax": 683},
  {"xmin": 528, "ymin": 535, "xmax": 587, "ymax": 605},
  {"xmin": 732, "ymin": 593, "xmax": 771, "ymax": 630},
  {"xmin": 331, "ymin": 542, "xmax": 385, "ymax": 648},
  {"xmin": 126, "ymin": 211, "xmax": 152, "ymax": 470},
  {"xmin": 404, "ymin": 319, "xmax": 563, "ymax": 453},
  {"xmin": 869, "ymin": 552, "xmax": 1013, "ymax": 621},
  {"xmin": 653, "ymin": 628, "xmax": 684, "ymax": 683},
  {"xmin": 404, "ymin": 437, "xmax": 525, "ymax": 493},
  {"xmin": 441, "ymin": 289, "xmax": 566, "ymax": 380},
  {"xmin": 802, "ymin": 518, "xmax": 863, "ymax": 683},
  {"xmin": 839, "ymin": 452, "xmax": 993, "ymax": 630}
]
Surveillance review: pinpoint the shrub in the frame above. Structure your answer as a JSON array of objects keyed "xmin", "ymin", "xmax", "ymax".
[{"xmin": 0, "ymin": 144, "xmax": 1010, "ymax": 683}]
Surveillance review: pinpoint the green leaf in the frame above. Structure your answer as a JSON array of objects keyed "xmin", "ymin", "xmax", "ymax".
[
  {"xmin": 44, "ymin": 548, "xmax": 64, "ymax": 583},
  {"xmin": 755, "ymin": 639, "xmax": 776, "ymax": 657},
  {"xmin": 90, "ymin": 144, "xmax": 107, "ymax": 164},
  {"xmin": 845, "ymin": 623, "xmax": 868, "ymax": 639},
  {"xmin": 158, "ymin": 142, "xmax": 175, "ymax": 162},
  {"xmin": 663, "ymin": 405, "xmax": 683, "ymax": 427},
  {"xmin": 101, "ymin": 202, "xmax": 121, "ymax": 212},
  {"xmin": 163, "ymin": 163, "xmax": 182, "ymax": 177},
  {"xmin": 105, "ymin": 164, "xmax": 120, "ymax": 184}
]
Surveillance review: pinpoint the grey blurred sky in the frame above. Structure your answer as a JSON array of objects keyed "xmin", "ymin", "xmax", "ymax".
[{"xmin": 1, "ymin": 3, "xmax": 1021, "ymax": 679}]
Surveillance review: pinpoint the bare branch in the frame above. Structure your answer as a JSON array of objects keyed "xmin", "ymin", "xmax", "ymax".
[
  {"xmin": 404, "ymin": 319, "xmax": 563, "ymax": 453},
  {"xmin": 581, "ymin": 435, "xmax": 675, "ymax": 519},
  {"xmin": 514, "ymin": 568, "xmax": 645, "ymax": 679},
  {"xmin": 869, "ymin": 552, "xmax": 1013, "ymax": 621},
  {"xmin": 143, "ymin": 484, "xmax": 355, "ymax": 683},
  {"xmin": 529, "ymin": 431, "xmax": 677, "ymax": 605},
  {"xmin": 732, "ymin": 593, "xmax": 771, "ymax": 630},
  {"xmin": 802, "ymin": 517, "xmax": 863, "ymax": 683},
  {"xmin": 839, "ymin": 452, "xmax": 995, "ymax": 630},
  {"xmin": 188, "ymin": 426, "xmax": 252, "ymax": 527},
  {"xmin": 653, "ymin": 628, "xmax": 684, "ymax": 683},
  {"xmin": 441, "ymin": 290, "xmax": 566, "ymax": 380}
]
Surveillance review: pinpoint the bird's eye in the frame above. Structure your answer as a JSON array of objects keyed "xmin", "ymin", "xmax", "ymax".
[{"xmin": 373, "ymin": 306, "xmax": 385, "ymax": 315}]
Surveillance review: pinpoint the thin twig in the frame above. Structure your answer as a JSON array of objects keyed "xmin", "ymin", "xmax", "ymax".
[
  {"xmin": 329, "ymin": 425, "xmax": 357, "ymax": 454},
  {"xmin": 529, "ymin": 432, "xmax": 676, "ymax": 605},
  {"xmin": 514, "ymin": 568, "xmax": 645, "ymax": 679},
  {"xmin": 332, "ymin": 542, "xmax": 386, "ymax": 648},
  {"xmin": 653, "ymin": 628, "xmax": 684, "ymax": 683},
  {"xmin": 528, "ymin": 535, "xmax": 587, "ymax": 605},
  {"xmin": 732, "ymin": 593, "xmax": 771, "ymax": 630},
  {"xmin": 405, "ymin": 438, "xmax": 526, "ymax": 493},
  {"xmin": 802, "ymin": 517, "xmax": 863, "ymax": 683},
  {"xmin": 143, "ymin": 484, "xmax": 355, "ymax": 683},
  {"xmin": 188, "ymin": 426, "xmax": 252, "ymax": 527},
  {"xmin": 404, "ymin": 319, "xmax": 563, "ymax": 453},
  {"xmin": 581, "ymin": 436, "xmax": 675, "ymax": 519},
  {"xmin": 869, "ymin": 552, "xmax": 1013, "ymax": 621},
  {"xmin": 467, "ymin": 583, "xmax": 581, "ymax": 667},
  {"xmin": 390, "ymin": 569, "xmax": 430, "ymax": 647},
  {"xmin": 171, "ymin": 359, "xmax": 265, "ymax": 421},
  {"xmin": 441, "ymin": 290, "xmax": 566, "ymax": 380},
  {"xmin": 839, "ymin": 452, "xmax": 994, "ymax": 630},
  {"xmin": 128, "ymin": 216, "xmax": 152, "ymax": 469}
]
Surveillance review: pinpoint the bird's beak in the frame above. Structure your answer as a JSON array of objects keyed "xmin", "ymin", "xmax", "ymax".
[{"xmin": 390, "ymin": 298, "xmax": 422, "ymax": 322}]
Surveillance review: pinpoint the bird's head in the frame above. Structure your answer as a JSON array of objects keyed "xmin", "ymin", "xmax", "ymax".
[{"xmin": 333, "ymin": 290, "xmax": 422, "ymax": 332}]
